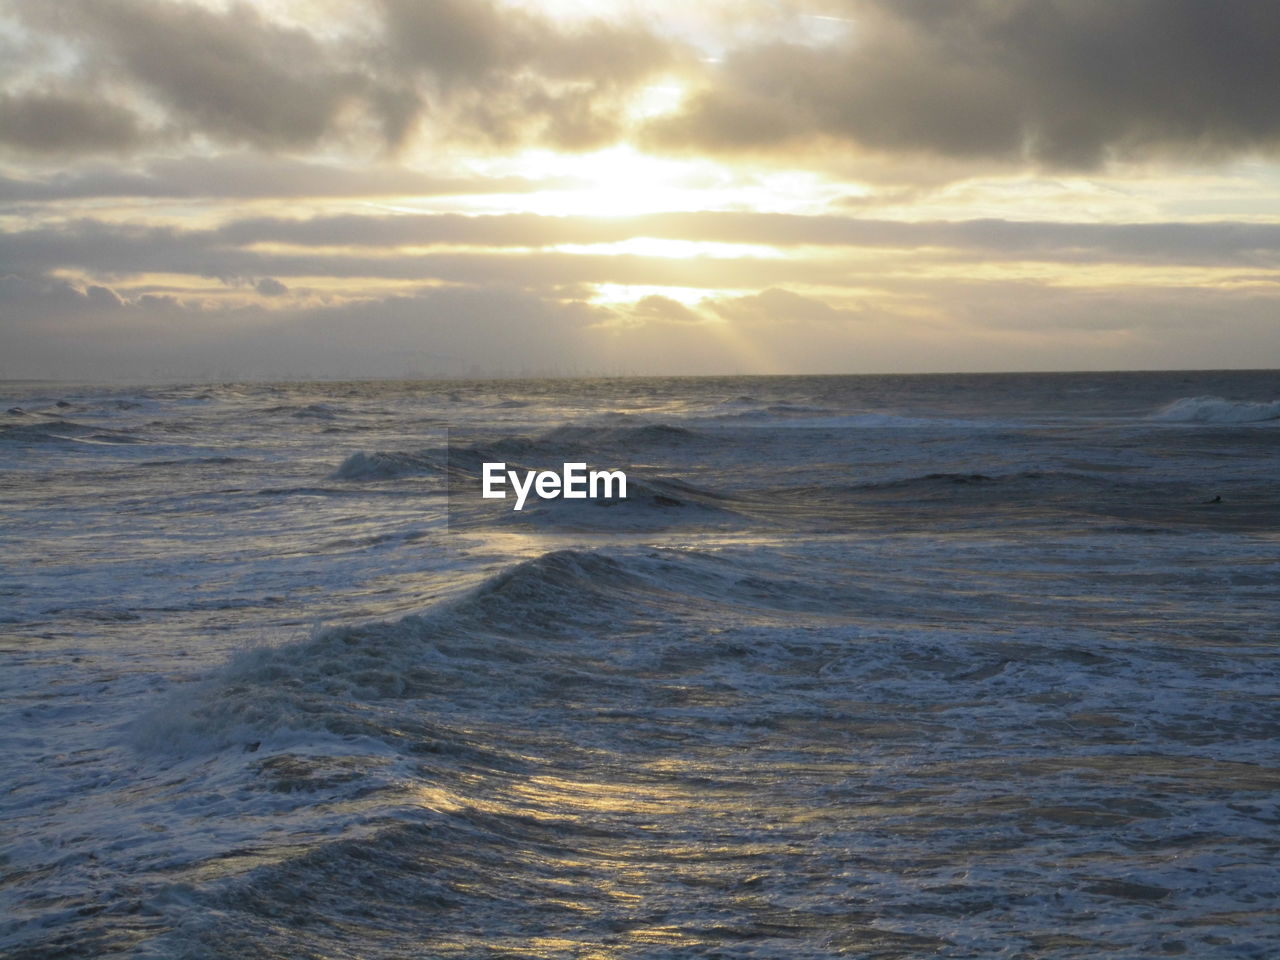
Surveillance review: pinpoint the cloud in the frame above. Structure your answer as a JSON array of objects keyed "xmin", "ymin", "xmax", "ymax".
[
  {"xmin": 624, "ymin": 294, "xmax": 705, "ymax": 326},
  {"xmin": 10, "ymin": 216, "xmax": 1280, "ymax": 293},
  {"xmin": 38, "ymin": 0, "xmax": 394, "ymax": 150},
  {"xmin": 648, "ymin": 0, "xmax": 1280, "ymax": 168},
  {"xmin": 0, "ymin": 154, "xmax": 560, "ymax": 202},
  {"xmin": 209, "ymin": 210, "xmax": 1280, "ymax": 265},
  {"xmin": 0, "ymin": 274, "xmax": 602, "ymax": 379},
  {"xmin": 0, "ymin": 91, "xmax": 148, "ymax": 154},
  {"xmin": 7, "ymin": 271, "xmax": 1280, "ymax": 380},
  {"xmin": 4, "ymin": 0, "xmax": 685, "ymax": 158},
  {"xmin": 378, "ymin": 0, "xmax": 685, "ymax": 149},
  {"xmin": 253, "ymin": 277, "xmax": 288, "ymax": 297},
  {"xmin": 6, "ymin": 0, "xmax": 1280, "ymax": 173},
  {"xmin": 708, "ymin": 287, "xmax": 861, "ymax": 328},
  {"xmin": 0, "ymin": 218, "xmax": 829, "ymax": 289}
]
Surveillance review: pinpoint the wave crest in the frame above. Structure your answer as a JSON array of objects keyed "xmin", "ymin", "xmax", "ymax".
[
  {"xmin": 329, "ymin": 450, "xmax": 439, "ymax": 480},
  {"xmin": 1153, "ymin": 396, "xmax": 1280, "ymax": 423}
]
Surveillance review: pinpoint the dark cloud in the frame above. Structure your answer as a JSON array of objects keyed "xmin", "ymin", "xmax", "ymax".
[
  {"xmin": 378, "ymin": 0, "xmax": 683, "ymax": 149},
  {"xmin": 0, "ymin": 90, "xmax": 147, "ymax": 154},
  {"xmin": 649, "ymin": 0, "xmax": 1280, "ymax": 167},
  {"xmin": 254, "ymin": 277, "xmax": 288, "ymax": 298},
  {"xmin": 7, "ymin": 0, "xmax": 1280, "ymax": 169},
  {"xmin": 44, "ymin": 0, "xmax": 391, "ymax": 150},
  {"xmin": 4, "ymin": 0, "xmax": 683, "ymax": 158}
]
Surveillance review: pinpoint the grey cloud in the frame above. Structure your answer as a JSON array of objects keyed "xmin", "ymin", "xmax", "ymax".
[
  {"xmin": 382, "ymin": 0, "xmax": 673, "ymax": 86},
  {"xmin": 215, "ymin": 211, "xmax": 1280, "ymax": 266},
  {"xmin": 85, "ymin": 283, "xmax": 125, "ymax": 308},
  {"xmin": 0, "ymin": 154, "xmax": 560, "ymax": 202},
  {"xmin": 709, "ymin": 288, "xmax": 861, "ymax": 328},
  {"xmin": 379, "ymin": 0, "xmax": 514, "ymax": 85},
  {"xmin": 9, "ymin": 0, "xmax": 1280, "ymax": 170},
  {"xmin": 54, "ymin": 0, "xmax": 387, "ymax": 150},
  {"xmin": 649, "ymin": 0, "xmax": 1280, "ymax": 168},
  {"xmin": 0, "ymin": 273, "xmax": 602, "ymax": 379},
  {"xmin": 7, "ymin": 271, "xmax": 1280, "ymax": 380},
  {"xmin": 10, "ymin": 216, "xmax": 1280, "ymax": 296},
  {"xmin": 254, "ymin": 277, "xmax": 288, "ymax": 297},
  {"xmin": 381, "ymin": 0, "xmax": 683, "ymax": 149},
  {"xmin": 627, "ymin": 295, "xmax": 703, "ymax": 325},
  {"xmin": 0, "ymin": 90, "xmax": 147, "ymax": 154},
  {"xmin": 3, "ymin": 217, "xmax": 818, "ymax": 288},
  {"xmin": 5, "ymin": 0, "xmax": 684, "ymax": 158}
]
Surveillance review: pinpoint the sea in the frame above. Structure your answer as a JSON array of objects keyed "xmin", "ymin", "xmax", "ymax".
[{"xmin": 2, "ymin": 370, "xmax": 1278, "ymax": 959}]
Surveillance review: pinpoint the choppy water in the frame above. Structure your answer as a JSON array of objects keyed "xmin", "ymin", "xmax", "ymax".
[{"xmin": 2, "ymin": 371, "xmax": 1278, "ymax": 959}]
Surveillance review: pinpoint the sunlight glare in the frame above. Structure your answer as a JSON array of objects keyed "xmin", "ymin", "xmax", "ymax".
[{"xmin": 552, "ymin": 238, "xmax": 786, "ymax": 259}]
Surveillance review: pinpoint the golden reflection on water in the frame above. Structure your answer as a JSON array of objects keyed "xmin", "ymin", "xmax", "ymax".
[{"xmin": 407, "ymin": 757, "xmax": 856, "ymax": 957}]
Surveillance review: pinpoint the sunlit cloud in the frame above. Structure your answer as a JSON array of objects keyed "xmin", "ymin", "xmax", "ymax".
[{"xmin": 5, "ymin": 0, "xmax": 1280, "ymax": 377}]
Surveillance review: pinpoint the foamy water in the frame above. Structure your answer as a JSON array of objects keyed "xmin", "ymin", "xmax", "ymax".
[{"xmin": 2, "ymin": 371, "xmax": 1278, "ymax": 958}]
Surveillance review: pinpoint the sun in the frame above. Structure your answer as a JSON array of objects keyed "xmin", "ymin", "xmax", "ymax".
[{"xmin": 460, "ymin": 145, "xmax": 717, "ymax": 217}]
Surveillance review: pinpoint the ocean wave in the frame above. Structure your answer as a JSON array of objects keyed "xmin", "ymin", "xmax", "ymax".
[
  {"xmin": 127, "ymin": 542, "xmax": 946, "ymax": 759},
  {"xmin": 0, "ymin": 419, "xmax": 143, "ymax": 445},
  {"xmin": 887, "ymin": 469, "xmax": 1148, "ymax": 499},
  {"xmin": 133, "ymin": 542, "xmax": 873, "ymax": 751},
  {"xmin": 131, "ymin": 549, "xmax": 646, "ymax": 754},
  {"xmin": 767, "ymin": 402, "xmax": 832, "ymax": 414},
  {"xmin": 258, "ymin": 402, "xmax": 347, "ymax": 420},
  {"xmin": 740, "ymin": 470, "xmax": 1145, "ymax": 517},
  {"xmin": 855, "ymin": 470, "xmax": 1118, "ymax": 493},
  {"xmin": 1152, "ymin": 396, "xmax": 1280, "ymax": 423},
  {"xmin": 711, "ymin": 409, "xmax": 993, "ymax": 429},
  {"xmin": 539, "ymin": 421, "xmax": 702, "ymax": 447},
  {"xmin": 444, "ymin": 424, "xmax": 701, "ymax": 471},
  {"xmin": 497, "ymin": 473, "xmax": 741, "ymax": 530},
  {"xmin": 329, "ymin": 450, "xmax": 440, "ymax": 481}
]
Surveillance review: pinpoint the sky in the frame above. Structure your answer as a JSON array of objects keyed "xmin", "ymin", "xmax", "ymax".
[{"xmin": 4, "ymin": 0, "xmax": 1280, "ymax": 379}]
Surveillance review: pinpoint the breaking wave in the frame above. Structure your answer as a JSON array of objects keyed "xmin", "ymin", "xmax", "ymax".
[
  {"xmin": 131, "ymin": 549, "xmax": 653, "ymax": 754},
  {"xmin": 329, "ymin": 450, "xmax": 440, "ymax": 480},
  {"xmin": 1153, "ymin": 396, "xmax": 1280, "ymax": 423}
]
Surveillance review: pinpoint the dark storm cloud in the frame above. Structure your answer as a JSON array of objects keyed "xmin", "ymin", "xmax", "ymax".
[{"xmin": 650, "ymin": 0, "xmax": 1280, "ymax": 167}]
